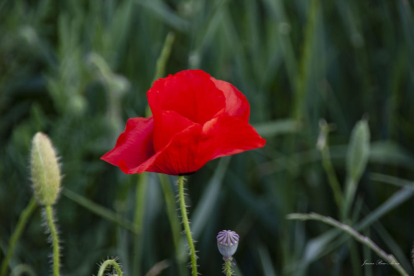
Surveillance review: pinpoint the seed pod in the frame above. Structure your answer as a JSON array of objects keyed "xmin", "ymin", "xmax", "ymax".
[
  {"xmin": 217, "ymin": 230, "xmax": 239, "ymax": 258},
  {"xmin": 30, "ymin": 132, "xmax": 61, "ymax": 205}
]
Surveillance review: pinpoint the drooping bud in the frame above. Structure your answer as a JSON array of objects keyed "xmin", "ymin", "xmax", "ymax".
[
  {"xmin": 217, "ymin": 230, "xmax": 239, "ymax": 259},
  {"xmin": 30, "ymin": 132, "xmax": 61, "ymax": 205}
]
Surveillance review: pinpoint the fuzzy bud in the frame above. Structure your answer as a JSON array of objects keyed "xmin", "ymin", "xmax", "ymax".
[
  {"xmin": 30, "ymin": 132, "xmax": 61, "ymax": 205},
  {"xmin": 217, "ymin": 230, "xmax": 239, "ymax": 258}
]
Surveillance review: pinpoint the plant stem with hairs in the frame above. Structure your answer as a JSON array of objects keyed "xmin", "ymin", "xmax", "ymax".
[
  {"xmin": 224, "ymin": 259, "xmax": 232, "ymax": 276},
  {"xmin": 159, "ymin": 174, "xmax": 188, "ymax": 276},
  {"xmin": 97, "ymin": 259, "xmax": 123, "ymax": 276},
  {"xmin": 287, "ymin": 212, "xmax": 408, "ymax": 276},
  {"xmin": 44, "ymin": 205, "xmax": 60, "ymax": 276},
  {"xmin": 0, "ymin": 197, "xmax": 37, "ymax": 276},
  {"xmin": 178, "ymin": 176, "xmax": 198, "ymax": 276}
]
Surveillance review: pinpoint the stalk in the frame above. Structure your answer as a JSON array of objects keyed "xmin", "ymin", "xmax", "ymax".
[
  {"xmin": 132, "ymin": 173, "xmax": 148, "ymax": 276},
  {"xmin": 178, "ymin": 176, "xmax": 198, "ymax": 276},
  {"xmin": 97, "ymin": 259, "xmax": 123, "ymax": 276},
  {"xmin": 224, "ymin": 260, "xmax": 232, "ymax": 276},
  {"xmin": 287, "ymin": 213, "xmax": 408, "ymax": 276},
  {"xmin": 0, "ymin": 197, "xmax": 37, "ymax": 276},
  {"xmin": 44, "ymin": 205, "xmax": 60, "ymax": 276}
]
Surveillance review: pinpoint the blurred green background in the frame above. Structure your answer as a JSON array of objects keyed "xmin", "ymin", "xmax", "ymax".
[{"xmin": 1, "ymin": 0, "xmax": 414, "ymax": 275}]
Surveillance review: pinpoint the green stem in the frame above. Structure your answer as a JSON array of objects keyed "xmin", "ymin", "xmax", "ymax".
[
  {"xmin": 146, "ymin": 32, "xmax": 176, "ymax": 117},
  {"xmin": 321, "ymin": 145, "xmax": 344, "ymax": 210},
  {"xmin": 97, "ymin": 259, "xmax": 123, "ymax": 276},
  {"xmin": 0, "ymin": 197, "xmax": 37, "ymax": 276},
  {"xmin": 178, "ymin": 176, "xmax": 198, "ymax": 276},
  {"xmin": 342, "ymin": 177, "xmax": 357, "ymax": 220},
  {"xmin": 318, "ymin": 121, "xmax": 344, "ymax": 211},
  {"xmin": 153, "ymin": 32, "xmax": 175, "ymax": 82},
  {"xmin": 350, "ymin": 240, "xmax": 362, "ymax": 276},
  {"xmin": 287, "ymin": 213, "xmax": 408, "ymax": 276},
  {"xmin": 132, "ymin": 173, "xmax": 148, "ymax": 276},
  {"xmin": 159, "ymin": 174, "xmax": 188, "ymax": 276},
  {"xmin": 44, "ymin": 205, "xmax": 60, "ymax": 276},
  {"xmin": 224, "ymin": 260, "xmax": 232, "ymax": 276}
]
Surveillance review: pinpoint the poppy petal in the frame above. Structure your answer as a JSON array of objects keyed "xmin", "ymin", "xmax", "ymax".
[
  {"xmin": 122, "ymin": 125, "xmax": 205, "ymax": 175},
  {"xmin": 201, "ymin": 115, "xmax": 266, "ymax": 160},
  {"xmin": 101, "ymin": 117, "xmax": 155, "ymax": 171},
  {"xmin": 152, "ymin": 108, "xmax": 198, "ymax": 152},
  {"xmin": 210, "ymin": 78, "xmax": 250, "ymax": 122},
  {"xmin": 147, "ymin": 70, "xmax": 226, "ymax": 124}
]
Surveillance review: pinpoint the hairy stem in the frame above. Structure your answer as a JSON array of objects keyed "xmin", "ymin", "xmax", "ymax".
[
  {"xmin": 44, "ymin": 205, "xmax": 60, "ymax": 276},
  {"xmin": 159, "ymin": 174, "xmax": 188, "ymax": 276},
  {"xmin": 0, "ymin": 197, "xmax": 37, "ymax": 276},
  {"xmin": 287, "ymin": 213, "xmax": 408, "ymax": 276},
  {"xmin": 224, "ymin": 260, "xmax": 232, "ymax": 276},
  {"xmin": 97, "ymin": 259, "xmax": 123, "ymax": 276},
  {"xmin": 178, "ymin": 176, "xmax": 198, "ymax": 276}
]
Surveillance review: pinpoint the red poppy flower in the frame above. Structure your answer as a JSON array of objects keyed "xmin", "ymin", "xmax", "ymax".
[{"xmin": 101, "ymin": 69, "xmax": 266, "ymax": 175}]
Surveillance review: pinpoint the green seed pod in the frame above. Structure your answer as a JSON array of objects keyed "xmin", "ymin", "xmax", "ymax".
[{"xmin": 30, "ymin": 132, "xmax": 61, "ymax": 205}]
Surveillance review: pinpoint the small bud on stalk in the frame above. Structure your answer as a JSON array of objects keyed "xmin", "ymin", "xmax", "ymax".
[{"xmin": 30, "ymin": 132, "xmax": 61, "ymax": 206}]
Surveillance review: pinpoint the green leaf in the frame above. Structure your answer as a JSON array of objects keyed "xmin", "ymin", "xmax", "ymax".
[
  {"xmin": 346, "ymin": 120, "xmax": 370, "ymax": 182},
  {"xmin": 253, "ymin": 119, "xmax": 300, "ymax": 138},
  {"xmin": 258, "ymin": 244, "xmax": 278, "ymax": 276},
  {"xmin": 299, "ymin": 184, "xmax": 414, "ymax": 271},
  {"xmin": 62, "ymin": 188, "xmax": 136, "ymax": 234}
]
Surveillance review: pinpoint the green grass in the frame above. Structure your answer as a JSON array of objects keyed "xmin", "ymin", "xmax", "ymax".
[{"xmin": 1, "ymin": 0, "xmax": 414, "ymax": 275}]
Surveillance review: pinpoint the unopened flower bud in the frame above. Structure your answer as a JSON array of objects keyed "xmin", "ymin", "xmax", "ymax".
[
  {"xmin": 217, "ymin": 230, "xmax": 239, "ymax": 258},
  {"xmin": 30, "ymin": 132, "xmax": 61, "ymax": 205}
]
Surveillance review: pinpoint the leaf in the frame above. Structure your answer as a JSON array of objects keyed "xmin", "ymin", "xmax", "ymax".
[
  {"xmin": 258, "ymin": 244, "xmax": 278, "ymax": 276},
  {"xmin": 62, "ymin": 188, "xmax": 136, "ymax": 234},
  {"xmin": 346, "ymin": 120, "xmax": 370, "ymax": 182},
  {"xmin": 299, "ymin": 184, "xmax": 414, "ymax": 271},
  {"xmin": 253, "ymin": 119, "xmax": 300, "ymax": 138}
]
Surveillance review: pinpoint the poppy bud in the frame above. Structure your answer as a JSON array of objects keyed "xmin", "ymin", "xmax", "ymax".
[
  {"xmin": 217, "ymin": 230, "xmax": 239, "ymax": 259},
  {"xmin": 30, "ymin": 132, "xmax": 61, "ymax": 205}
]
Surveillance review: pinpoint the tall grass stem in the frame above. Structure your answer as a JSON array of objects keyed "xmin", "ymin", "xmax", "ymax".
[
  {"xmin": 0, "ymin": 197, "xmax": 37, "ymax": 276},
  {"xmin": 320, "ymin": 145, "xmax": 344, "ymax": 210},
  {"xmin": 287, "ymin": 212, "xmax": 408, "ymax": 276},
  {"xmin": 132, "ymin": 173, "xmax": 148, "ymax": 276}
]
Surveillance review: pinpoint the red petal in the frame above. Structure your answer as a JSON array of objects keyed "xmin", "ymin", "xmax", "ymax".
[
  {"xmin": 201, "ymin": 115, "xmax": 266, "ymax": 160},
  {"xmin": 147, "ymin": 70, "xmax": 226, "ymax": 124},
  {"xmin": 101, "ymin": 117, "xmax": 155, "ymax": 172},
  {"xmin": 210, "ymin": 78, "xmax": 250, "ymax": 122},
  {"xmin": 116, "ymin": 116, "xmax": 266, "ymax": 175},
  {"xmin": 152, "ymin": 108, "xmax": 198, "ymax": 152},
  {"xmin": 122, "ymin": 125, "xmax": 206, "ymax": 175}
]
